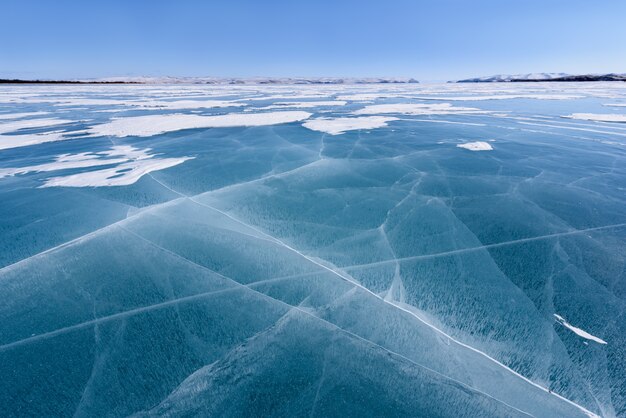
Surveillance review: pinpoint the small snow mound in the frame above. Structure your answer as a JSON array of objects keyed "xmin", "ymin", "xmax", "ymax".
[
  {"xmin": 564, "ymin": 113, "xmax": 626, "ymax": 123},
  {"xmin": 457, "ymin": 141, "xmax": 493, "ymax": 151}
]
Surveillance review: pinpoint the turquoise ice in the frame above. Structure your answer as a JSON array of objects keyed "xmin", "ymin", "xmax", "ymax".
[{"xmin": 0, "ymin": 82, "xmax": 625, "ymax": 417}]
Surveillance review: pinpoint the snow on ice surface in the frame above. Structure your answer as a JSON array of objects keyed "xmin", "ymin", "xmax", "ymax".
[
  {"xmin": 414, "ymin": 94, "xmax": 582, "ymax": 101},
  {"xmin": 0, "ymin": 111, "xmax": 50, "ymax": 120},
  {"xmin": 0, "ymin": 145, "xmax": 192, "ymax": 188},
  {"xmin": 554, "ymin": 315, "xmax": 608, "ymax": 345},
  {"xmin": 41, "ymin": 155, "xmax": 193, "ymax": 187},
  {"xmin": 0, "ymin": 131, "xmax": 76, "ymax": 150},
  {"xmin": 302, "ymin": 116, "xmax": 398, "ymax": 135},
  {"xmin": 129, "ymin": 99, "xmax": 247, "ymax": 109},
  {"xmin": 353, "ymin": 102, "xmax": 487, "ymax": 115},
  {"xmin": 564, "ymin": 113, "xmax": 626, "ymax": 123},
  {"xmin": 252, "ymin": 100, "xmax": 347, "ymax": 110},
  {"xmin": 0, "ymin": 116, "xmax": 89, "ymax": 150},
  {"xmin": 0, "ymin": 117, "xmax": 74, "ymax": 134},
  {"xmin": 457, "ymin": 141, "xmax": 494, "ymax": 151},
  {"xmin": 88, "ymin": 111, "xmax": 312, "ymax": 137},
  {"xmin": 1, "ymin": 82, "xmax": 625, "ymax": 418}
]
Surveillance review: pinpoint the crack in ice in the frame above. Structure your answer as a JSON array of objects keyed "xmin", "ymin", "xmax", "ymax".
[
  {"xmin": 182, "ymin": 199, "xmax": 603, "ymax": 418},
  {"xmin": 0, "ymin": 227, "xmax": 537, "ymax": 418}
]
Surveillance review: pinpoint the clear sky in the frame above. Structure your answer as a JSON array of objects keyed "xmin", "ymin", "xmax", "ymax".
[{"xmin": 2, "ymin": 0, "xmax": 625, "ymax": 81}]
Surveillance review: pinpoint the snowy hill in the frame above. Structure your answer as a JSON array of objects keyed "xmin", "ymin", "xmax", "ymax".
[
  {"xmin": 457, "ymin": 73, "xmax": 626, "ymax": 82},
  {"xmin": 457, "ymin": 73, "xmax": 569, "ymax": 82}
]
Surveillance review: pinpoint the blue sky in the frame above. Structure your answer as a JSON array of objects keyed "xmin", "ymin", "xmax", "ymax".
[{"xmin": 2, "ymin": 0, "xmax": 625, "ymax": 81}]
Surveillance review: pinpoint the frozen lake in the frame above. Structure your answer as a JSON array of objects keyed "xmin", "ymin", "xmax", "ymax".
[{"xmin": 1, "ymin": 82, "xmax": 625, "ymax": 417}]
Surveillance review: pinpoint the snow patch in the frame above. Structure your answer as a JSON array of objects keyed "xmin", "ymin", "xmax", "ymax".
[
  {"xmin": 302, "ymin": 116, "xmax": 398, "ymax": 135},
  {"xmin": 563, "ymin": 113, "xmax": 626, "ymax": 123},
  {"xmin": 0, "ymin": 112, "xmax": 50, "ymax": 120},
  {"xmin": 132, "ymin": 99, "xmax": 246, "ymax": 110},
  {"xmin": 1, "ymin": 144, "xmax": 193, "ymax": 187},
  {"xmin": 41, "ymin": 157, "xmax": 191, "ymax": 187},
  {"xmin": 0, "ymin": 118, "xmax": 74, "ymax": 135},
  {"xmin": 354, "ymin": 103, "xmax": 485, "ymax": 116},
  {"xmin": 457, "ymin": 141, "xmax": 493, "ymax": 151},
  {"xmin": 554, "ymin": 314, "xmax": 607, "ymax": 345},
  {"xmin": 88, "ymin": 111, "xmax": 312, "ymax": 137},
  {"xmin": 414, "ymin": 94, "xmax": 581, "ymax": 101},
  {"xmin": 0, "ymin": 131, "xmax": 88, "ymax": 151},
  {"xmin": 0, "ymin": 147, "xmax": 137, "ymax": 178},
  {"xmin": 253, "ymin": 100, "xmax": 347, "ymax": 110}
]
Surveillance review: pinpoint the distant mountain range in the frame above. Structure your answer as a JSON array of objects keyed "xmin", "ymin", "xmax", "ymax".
[
  {"xmin": 100, "ymin": 76, "xmax": 421, "ymax": 84},
  {"xmin": 0, "ymin": 79, "xmax": 138, "ymax": 85},
  {"xmin": 0, "ymin": 77, "xmax": 419, "ymax": 85},
  {"xmin": 456, "ymin": 73, "xmax": 626, "ymax": 83},
  {"xmin": 3, "ymin": 74, "xmax": 626, "ymax": 85}
]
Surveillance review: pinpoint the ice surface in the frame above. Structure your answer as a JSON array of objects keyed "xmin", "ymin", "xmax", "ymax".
[{"xmin": 0, "ymin": 82, "xmax": 625, "ymax": 418}]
